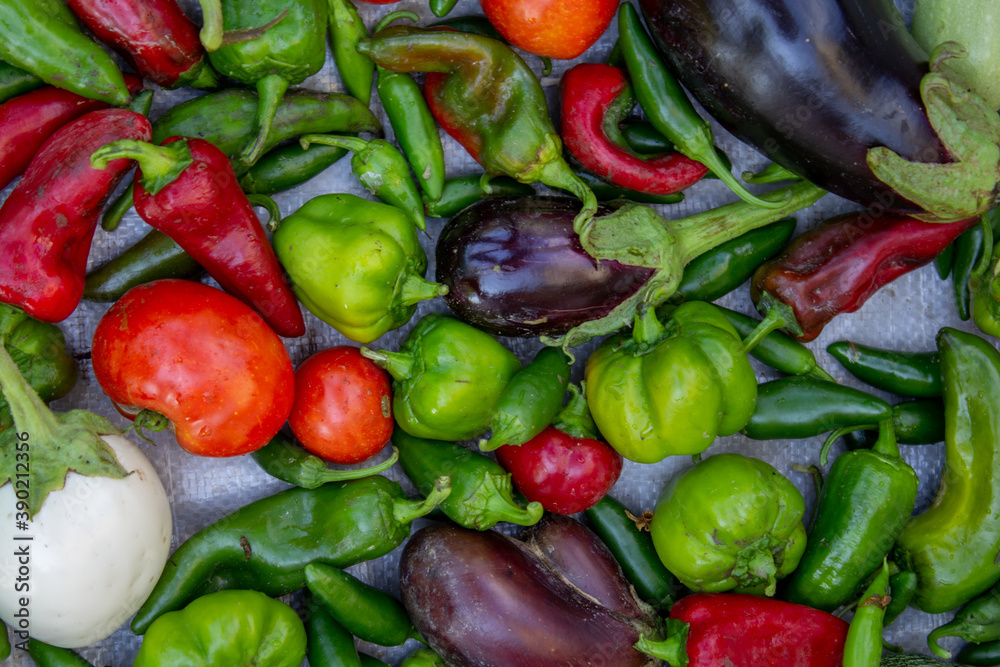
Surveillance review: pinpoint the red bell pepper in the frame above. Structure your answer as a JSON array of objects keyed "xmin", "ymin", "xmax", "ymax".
[
  {"xmin": 0, "ymin": 75, "xmax": 143, "ymax": 191},
  {"xmin": 0, "ymin": 108, "xmax": 152, "ymax": 323},
  {"xmin": 560, "ymin": 62, "xmax": 708, "ymax": 196},
  {"xmin": 637, "ymin": 593, "xmax": 849, "ymax": 667},
  {"xmin": 89, "ymin": 136, "xmax": 306, "ymax": 338},
  {"xmin": 66, "ymin": 0, "xmax": 217, "ymax": 89},
  {"xmin": 751, "ymin": 212, "xmax": 978, "ymax": 341}
]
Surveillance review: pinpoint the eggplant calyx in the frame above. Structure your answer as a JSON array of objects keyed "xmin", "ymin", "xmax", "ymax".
[{"xmin": 867, "ymin": 42, "xmax": 1000, "ymax": 223}]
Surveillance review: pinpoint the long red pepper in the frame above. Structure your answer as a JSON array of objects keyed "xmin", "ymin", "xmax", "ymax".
[
  {"xmin": 751, "ymin": 212, "xmax": 978, "ymax": 342},
  {"xmin": 0, "ymin": 75, "xmax": 143, "ymax": 191},
  {"xmin": 66, "ymin": 0, "xmax": 217, "ymax": 89},
  {"xmin": 559, "ymin": 62, "xmax": 708, "ymax": 195},
  {"xmin": 0, "ymin": 108, "xmax": 152, "ymax": 323},
  {"xmin": 90, "ymin": 137, "xmax": 306, "ymax": 338}
]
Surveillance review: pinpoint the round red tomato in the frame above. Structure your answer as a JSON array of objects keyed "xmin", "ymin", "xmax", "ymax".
[
  {"xmin": 496, "ymin": 425, "xmax": 623, "ymax": 514},
  {"xmin": 481, "ymin": 0, "xmax": 619, "ymax": 60},
  {"xmin": 288, "ymin": 346, "xmax": 393, "ymax": 464},
  {"xmin": 91, "ymin": 279, "xmax": 295, "ymax": 457}
]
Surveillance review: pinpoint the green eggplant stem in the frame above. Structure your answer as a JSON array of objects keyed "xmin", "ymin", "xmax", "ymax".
[
  {"xmin": 0, "ymin": 338, "xmax": 59, "ymax": 445},
  {"xmin": 393, "ymin": 476, "xmax": 452, "ymax": 524},
  {"xmin": 91, "ymin": 139, "xmax": 193, "ymax": 196}
]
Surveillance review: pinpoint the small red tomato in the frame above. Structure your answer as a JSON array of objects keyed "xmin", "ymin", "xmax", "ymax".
[
  {"xmin": 481, "ymin": 0, "xmax": 619, "ymax": 60},
  {"xmin": 496, "ymin": 425, "xmax": 623, "ymax": 514},
  {"xmin": 91, "ymin": 279, "xmax": 295, "ymax": 457},
  {"xmin": 288, "ymin": 346, "xmax": 393, "ymax": 464}
]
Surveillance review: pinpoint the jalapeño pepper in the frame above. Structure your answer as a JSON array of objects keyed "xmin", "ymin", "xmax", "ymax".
[{"xmin": 827, "ymin": 341, "xmax": 942, "ymax": 398}]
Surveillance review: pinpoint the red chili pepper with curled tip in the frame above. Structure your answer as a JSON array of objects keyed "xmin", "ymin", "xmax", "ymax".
[
  {"xmin": 751, "ymin": 212, "xmax": 979, "ymax": 342},
  {"xmin": 90, "ymin": 136, "xmax": 306, "ymax": 338},
  {"xmin": 66, "ymin": 0, "xmax": 218, "ymax": 89},
  {"xmin": 0, "ymin": 108, "xmax": 152, "ymax": 323},
  {"xmin": 559, "ymin": 62, "xmax": 708, "ymax": 196}
]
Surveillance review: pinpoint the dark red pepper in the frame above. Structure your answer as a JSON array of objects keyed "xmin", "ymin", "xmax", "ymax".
[
  {"xmin": 0, "ymin": 75, "xmax": 143, "ymax": 191},
  {"xmin": 90, "ymin": 136, "xmax": 305, "ymax": 338},
  {"xmin": 637, "ymin": 593, "xmax": 850, "ymax": 667},
  {"xmin": 0, "ymin": 108, "xmax": 152, "ymax": 323},
  {"xmin": 751, "ymin": 213, "xmax": 979, "ymax": 342},
  {"xmin": 559, "ymin": 62, "xmax": 708, "ymax": 196},
  {"xmin": 65, "ymin": 0, "xmax": 218, "ymax": 89}
]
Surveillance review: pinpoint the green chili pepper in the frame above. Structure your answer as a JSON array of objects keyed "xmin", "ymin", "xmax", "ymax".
[
  {"xmin": 827, "ymin": 340, "xmax": 942, "ymax": 398},
  {"xmin": 83, "ymin": 230, "xmax": 205, "ymax": 303},
  {"xmin": 133, "ymin": 590, "xmax": 308, "ymax": 667},
  {"xmin": 328, "ymin": 0, "xmax": 374, "ymax": 105},
  {"xmin": 782, "ymin": 420, "xmax": 918, "ymax": 612},
  {"xmin": 844, "ymin": 559, "xmax": 891, "ymax": 667},
  {"xmin": 239, "ymin": 142, "xmax": 348, "ymax": 195},
  {"xmin": 362, "ymin": 313, "xmax": 523, "ymax": 442},
  {"xmin": 715, "ymin": 307, "xmax": 835, "ymax": 381},
  {"xmin": 305, "ymin": 562, "xmax": 420, "ymax": 647},
  {"xmin": 0, "ymin": 622, "xmax": 8, "ymax": 661},
  {"xmin": 423, "ymin": 174, "xmax": 535, "ymax": 218},
  {"xmin": 970, "ymin": 214, "xmax": 1000, "ymax": 339},
  {"xmin": 958, "ymin": 640, "xmax": 1000, "ymax": 666},
  {"xmin": 574, "ymin": 169, "xmax": 685, "ymax": 205},
  {"xmin": 885, "ymin": 570, "xmax": 918, "ymax": 627},
  {"xmin": 26, "ymin": 639, "xmax": 93, "ymax": 666},
  {"xmin": 741, "ymin": 376, "xmax": 893, "ymax": 443},
  {"xmin": 618, "ymin": 119, "xmax": 734, "ymax": 180},
  {"xmin": 251, "ymin": 432, "xmax": 399, "ymax": 489},
  {"xmin": 402, "ymin": 648, "xmax": 447, "ymax": 667},
  {"xmin": 844, "ymin": 399, "xmax": 947, "ymax": 449},
  {"xmin": 671, "ymin": 218, "xmax": 797, "ymax": 304},
  {"xmin": 360, "ymin": 655, "xmax": 391, "ymax": 667},
  {"xmin": 479, "ymin": 346, "xmax": 571, "ymax": 451},
  {"xmin": 584, "ymin": 494, "xmax": 680, "ymax": 610},
  {"xmin": 271, "ymin": 194, "xmax": 445, "ymax": 344},
  {"xmin": 953, "ymin": 221, "xmax": 988, "ymax": 321},
  {"xmin": 300, "ymin": 133, "xmax": 427, "ymax": 231},
  {"xmin": 130, "ymin": 474, "xmax": 451, "ymax": 634},
  {"xmin": 894, "ymin": 328, "xmax": 1000, "ymax": 616},
  {"xmin": 935, "ymin": 242, "xmax": 956, "ymax": 280},
  {"xmin": 429, "ymin": 0, "xmax": 459, "ymax": 17},
  {"xmin": 0, "ymin": 0, "xmax": 130, "ymax": 105},
  {"xmin": 392, "ymin": 427, "xmax": 543, "ymax": 530},
  {"xmin": 197, "ymin": 0, "xmax": 328, "ymax": 166},
  {"xmin": 305, "ymin": 599, "xmax": 363, "ymax": 667},
  {"xmin": 617, "ymin": 3, "xmax": 781, "ymax": 210},
  {"xmin": 929, "ymin": 579, "xmax": 1000, "ymax": 658},
  {"xmin": 0, "ymin": 59, "xmax": 43, "ymax": 104}
]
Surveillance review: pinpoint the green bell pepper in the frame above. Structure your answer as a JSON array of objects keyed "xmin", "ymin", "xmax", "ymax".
[
  {"xmin": 362, "ymin": 313, "xmax": 522, "ymax": 442},
  {"xmin": 271, "ymin": 194, "xmax": 446, "ymax": 344},
  {"xmin": 584, "ymin": 301, "xmax": 757, "ymax": 463},
  {"xmin": 649, "ymin": 452, "xmax": 807, "ymax": 596},
  {"xmin": 134, "ymin": 590, "xmax": 307, "ymax": 667}
]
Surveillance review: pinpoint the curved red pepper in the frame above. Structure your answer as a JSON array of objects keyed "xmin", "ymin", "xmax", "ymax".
[
  {"xmin": 751, "ymin": 212, "xmax": 978, "ymax": 341},
  {"xmin": 560, "ymin": 63, "xmax": 708, "ymax": 195},
  {"xmin": 90, "ymin": 136, "xmax": 306, "ymax": 338},
  {"xmin": 66, "ymin": 0, "xmax": 216, "ymax": 89},
  {"xmin": 0, "ymin": 108, "xmax": 151, "ymax": 323}
]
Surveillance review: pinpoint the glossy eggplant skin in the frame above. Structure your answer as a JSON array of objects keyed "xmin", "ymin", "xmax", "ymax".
[
  {"xmin": 638, "ymin": 0, "xmax": 948, "ymax": 212},
  {"xmin": 400, "ymin": 523, "xmax": 663, "ymax": 667},
  {"xmin": 435, "ymin": 196, "xmax": 654, "ymax": 337}
]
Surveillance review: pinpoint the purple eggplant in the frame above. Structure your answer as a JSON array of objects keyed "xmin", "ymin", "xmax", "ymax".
[
  {"xmin": 637, "ymin": 0, "xmax": 1000, "ymax": 222},
  {"xmin": 399, "ymin": 523, "xmax": 665, "ymax": 667},
  {"xmin": 435, "ymin": 196, "xmax": 654, "ymax": 338}
]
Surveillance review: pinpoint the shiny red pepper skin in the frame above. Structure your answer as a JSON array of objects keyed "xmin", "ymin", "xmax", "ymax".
[
  {"xmin": 751, "ymin": 213, "xmax": 979, "ymax": 341},
  {"xmin": 66, "ymin": 0, "xmax": 215, "ymax": 89},
  {"xmin": 559, "ymin": 63, "xmax": 708, "ymax": 195},
  {"xmin": 672, "ymin": 593, "xmax": 849, "ymax": 667},
  {"xmin": 0, "ymin": 108, "xmax": 151, "ymax": 323},
  {"xmin": 130, "ymin": 137, "xmax": 305, "ymax": 338}
]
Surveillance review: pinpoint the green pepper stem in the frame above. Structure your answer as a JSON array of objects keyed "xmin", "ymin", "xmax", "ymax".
[
  {"xmin": 738, "ymin": 305, "xmax": 791, "ymax": 355},
  {"xmin": 197, "ymin": 0, "xmax": 225, "ymax": 51},
  {"xmin": 684, "ymin": 131, "xmax": 786, "ymax": 209},
  {"xmin": 91, "ymin": 139, "xmax": 194, "ymax": 196},
  {"xmin": 482, "ymin": 489, "xmax": 544, "ymax": 526},
  {"xmin": 360, "ymin": 347, "xmax": 416, "ymax": 382},
  {"xmin": 247, "ymin": 194, "xmax": 281, "ymax": 231},
  {"xmin": 375, "ymin": 9, "xmax": 421, "ymax": 33},
  {"xmin": 536, "ymin": 161, "xmax": 598, "ymax": 236},
  {"xmin": 632, "ymin": 302, "xmax": 665, "ymax": 347},
  {"xmin": 300, "ymin": 133, "xmax": 370, "ymax": 155},
  {"xmin": 634, "ymin": 620, "xmax": 689, "ymax": 666},
  {"xmin": 307, "ymin": 447, "xmax": 400, "ymax": 487},
  {"xmin": 870, "ymin": 418, "xmax": 901, "ymax": 458},
  {"xmin": 551, "ymin": 383, "xmax": 601, "ymax": 441},
  {"xmin": 239, "ymin": 74, "xmax": 290, "ymax": 167},
  {"xmin": 393, "ymin": 476, "xmax": 452, "ymax": 524},
  {"xmin": 398, "ymin": 274, "xmax": 448, "ymax": 306},
  {"xmin": 820, "ymin": 423, "xmax": 877, "ymax": 466}
]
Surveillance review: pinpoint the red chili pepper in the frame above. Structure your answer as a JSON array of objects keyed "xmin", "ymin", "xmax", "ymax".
[
  {"xmin": 0, "ymin": 108, "xmax": 152, "ymax": 323},
  {"xmin": 751, "ymin": 212, "xmax": 978, "ymax": 341},
  {"xmin": 559, "ymin": 62, "xmax": 708, "ymax": 195},
  {"xmin": 89, "ymin": 136, "xmax": 306, "ymax": 338},
  {"xmin": 0, "ymin": 75, "xmax": 144, "ymax": 191},
  {"xmin": 637, "ymin": 593, "xmax": 849, "ymax": 666},
  {"xmin": 66, "ymin": 0, "xmax": 217, "ymax": 89}
]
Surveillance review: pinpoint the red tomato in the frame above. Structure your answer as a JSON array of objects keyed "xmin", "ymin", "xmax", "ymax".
[
  {"xmin": 496, "ymin": 425, "xmax": 623, "ymax": 514},
  {"xmin": 288, "ymin": 346, "xmax": 393, "ymax": 464},
  {"xmin": 91, "ymin": 279, "xmax": 295, "ymax": 457},
  {"xmin": 481, "ymin": 0, "xmax": 619, "ymax": 60}
]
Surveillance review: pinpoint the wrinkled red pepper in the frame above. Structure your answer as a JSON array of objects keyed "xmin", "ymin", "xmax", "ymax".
[
  {"xmin": 751, "ymin": 212, "xmax": 978, "ymax": 341},
  {"xmin": 0, "ymin": 108, "xmax": 151, "ymax": 323},
  {"xmin": 90, "ymin": 136, "xmax": 306, "ymax": 338},
  {"xmin": 637, "ymin": 593, "xmax": 849, "ymax": 667},
  {"xmin": 560, "ymin": 63, "xmax": 708, "ymax": 196},
  {"xmin": 66, "ymin": 0, "xmax": 217, "ymax": 89}
]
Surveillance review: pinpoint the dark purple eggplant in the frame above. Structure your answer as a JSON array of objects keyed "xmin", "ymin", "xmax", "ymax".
[
  {"xmin": 435, "ymin": 196, "xmax": 651, "ymax": 338},
  {"xmin": 637, "ymin": 0, "xmax": 1000, "ymax": 222},
  {"xmin": 400, "ymin": 523, "xmax": 665, "ymax": 667}
]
